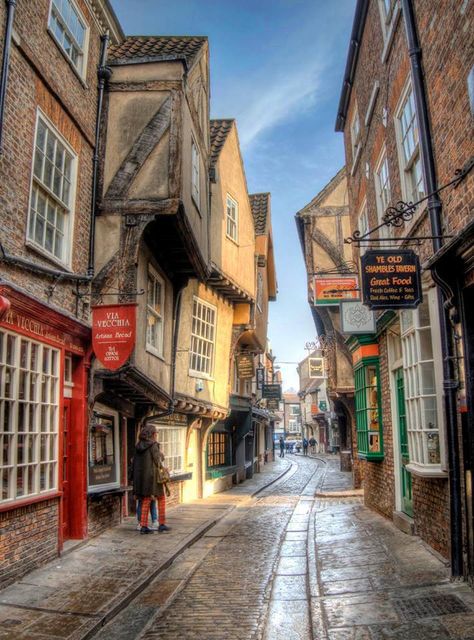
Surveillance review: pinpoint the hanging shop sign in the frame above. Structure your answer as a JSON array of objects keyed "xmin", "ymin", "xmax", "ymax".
[
  {"xmin": 309, "ymin": 357, "xmax": 324, "ymax": 378},
  {"xmin": 313, "ymin": 275, "xmax": 359, "ymax": 306},
  {"xmin": 262, "ymin": 383, "xmax": 282, "ymax": 400},
  {"xmin": 92, "ymin": 303, "xmax": 137, "ymax": 370},
  {"xmin": 267, "ymin": 398, "xmax": 280, "ymax": 411},
  {"xmin": 319, "ymin": 401, "xmax": 328, "ymax": 411},
  {"xmin": 237, "ymin": 353, "xmax": 255, "ymax": 379},
  {"xmin": 340, "ymin": 299, "xmax": 376, "ymax": 334},
  {"xmin": 256, "ymin": 366, "xmax": 265, "ymax": 390},
  {"xmin": 361, "ymin": 249, "xmax": 422, "ymax": 309}
]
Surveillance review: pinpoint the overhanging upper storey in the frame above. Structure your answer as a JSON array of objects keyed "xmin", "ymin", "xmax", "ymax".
[{"xmin": 97, "ymin": 36, "xmax": 211, "ymax": 281}]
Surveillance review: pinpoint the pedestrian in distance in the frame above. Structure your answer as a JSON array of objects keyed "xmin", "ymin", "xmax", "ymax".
[
  {"xmin": 303, "ymin": 437, "xmax": 309, "ymax": 456},
  {"xmin": 133, "ymin": 424, "xmax": 171, "ymax": 534},
  {"xmin": 279, "ymin": 436, "xmax": 285, "ymax": 458},
  {"xmin": 309, "ymin": 436, "xmax": 316, "ymax": 454}
]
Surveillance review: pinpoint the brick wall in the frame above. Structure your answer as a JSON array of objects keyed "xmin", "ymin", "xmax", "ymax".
[
  {"xmin": 0, "ymin": 499, "xmax": 59, "ymax": 589},
  {"xmin": 0, "ymin": 0, "xmax": 104, "ymax": 318},
  {"xmin": 88, "ymin": 495, "xmax": 122, "ymax": 538},
  {"xmin": 413, "ymin": 476, "xmax": 450, "ymax": 558},
  {"xmin": 340, "ymin": 0, "xmax": 462, "ymax": 556}
]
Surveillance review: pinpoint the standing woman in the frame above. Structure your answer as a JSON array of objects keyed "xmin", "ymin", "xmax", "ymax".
[{"xmin": 133, "ymin": 424, "xmax": 171, "ymax": 534}]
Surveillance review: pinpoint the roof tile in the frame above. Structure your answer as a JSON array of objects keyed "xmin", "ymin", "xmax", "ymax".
[
  {"xmin": 249, "ymin": 193, "xmax": 271, "ymax": 235},
  {"xmin": 209, "ymin": 119, "xmax": 234, "ymax": 169},
  {"xmin": 108, "ymin": 36, "xmax": 207, "ymax": 68}
]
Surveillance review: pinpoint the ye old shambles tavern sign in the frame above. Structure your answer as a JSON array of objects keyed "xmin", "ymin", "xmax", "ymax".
[{"xmin": 361, "ymin": 249, "xmax": 422, "ymax": 310}]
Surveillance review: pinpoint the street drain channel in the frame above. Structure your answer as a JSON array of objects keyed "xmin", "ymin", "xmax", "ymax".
[{"xmin": 393, "ymin": 594, "xmax": 469, "ymax": 620}]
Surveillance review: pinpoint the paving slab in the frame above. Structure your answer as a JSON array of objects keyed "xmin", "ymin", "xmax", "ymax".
[{"xmin": 0, "ymin": 457, "xmax": 291, "ymax": 640}]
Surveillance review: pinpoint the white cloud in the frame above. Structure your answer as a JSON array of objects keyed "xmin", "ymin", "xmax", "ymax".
[{"xmin": 236, "ymin": 59, "xmax": 324, "ymax": 150}]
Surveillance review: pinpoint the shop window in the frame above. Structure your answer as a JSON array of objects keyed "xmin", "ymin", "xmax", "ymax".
[
  {"xmin": 157, "ymin": 427, "xmax": 185, "ymax": 476},
  {"xmin": 189, "ymin": 297, "xmax": 216, "ymax": 377},
  {"xmin": 0, "ymin": 331, "xmax": 60, "ymax": 503},
  {"xmin": 48, "ymin": 0, "xmax": 88, "ymax": 77},
  {"xmin": 355, "ymin": 357, "xmax": 384, "ymax": 460},
  {"xmin": 401, "ymin": 290, "xmax": 445, "ymax": 474},
  {"xmin": 27, "ymin": 113, "xmax": 76, "ymax": 265},
  {"xmin": 146, "ymin": 266, "xmax": 164, "ymax": 357},
  {"xmin": 207, "ymin": 432, "xmax": 229, "ymax": 468},
  {"xmin": 226, "ymin": 194, "xmax": 238, "ymax": 242},
  {"xmin": 88, "ymin": 407, "xmax": 120, "ymax": 491}
]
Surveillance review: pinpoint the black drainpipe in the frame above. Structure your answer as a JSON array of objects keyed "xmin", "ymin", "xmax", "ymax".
[
  {"xmin": 402, "ymin": 0, "xmax": 463, "ymax": 578},
  {"xmin": 88, "ymin": 32, "xmax": 112, "ymax": 277},
  {"xmin": 0, "ymin": 0, "xmax": 17, "ymax": 154}
]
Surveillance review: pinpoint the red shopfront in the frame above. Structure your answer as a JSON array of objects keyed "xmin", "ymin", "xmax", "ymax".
[{"xmin": 0, "ymin": 285, "xmax": 90, "ymax": 586}]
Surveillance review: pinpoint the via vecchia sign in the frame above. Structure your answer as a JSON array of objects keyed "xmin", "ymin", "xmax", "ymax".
[
  {"xmin": 92, "ymin": 303, "xmax": 137, "ymax": 370},
  {"xmin": 361, "ymin": 249, "xmax": 422, "ymax": 310}
]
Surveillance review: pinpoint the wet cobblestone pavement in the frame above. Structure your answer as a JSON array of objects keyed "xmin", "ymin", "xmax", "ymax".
[{"xmin": 1, "ymin": 455, "xmax": 474, "ymax": 639}]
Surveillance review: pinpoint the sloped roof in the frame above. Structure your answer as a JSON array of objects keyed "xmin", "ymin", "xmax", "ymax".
[
  {"xmin": 249, "ymin": 193, "xmax": 271, "ymax": 235},
  {"xmin": 108, "ymin": 36, "xmax": 207, "ymax": 69},
  {"xmin": 209, "ymin": 119, "xmax": 234, "ymax": 169}
]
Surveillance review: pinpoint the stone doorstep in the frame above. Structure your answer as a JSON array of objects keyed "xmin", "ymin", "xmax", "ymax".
[
  {"xmin": 68, "ymin": 459, "xmax": 294, "ymax": 640},
  {"xmin": 316, "ymin": 489, "xmax": 364, "ymax": 498},
  {"xmin": 392, "ymin": 510, "xmax": 415, "ymax": 536}
]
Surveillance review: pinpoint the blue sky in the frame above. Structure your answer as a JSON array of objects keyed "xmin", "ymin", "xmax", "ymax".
[{"xmin": 111, "ymin": 0, "xmax": 355, "ymax": 390}]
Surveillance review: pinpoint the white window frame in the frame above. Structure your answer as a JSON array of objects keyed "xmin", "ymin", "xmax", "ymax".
[
  {"xmin": 256, "ymin": 272, "xmax": 264, "ymax": 312},
  {"xmin": 27, "ymin": 111, "xmax": 76, "ymax": 267},
  {"xmin": 88, "ymin": 404, "xmax": 120, "ymax": 492},
  {"xmin": 189, "ymin": 297, "xmax": 216, "ymax": 378},
  {"xmin": 0, "ymin": 330, "xmax": 60, "ymax": 505},
  {"xmin": 146, "ymin": 265, "xmax": 164, "ymax": 358},
  {"xmin": 395, "ymin": 82, "xmax": 425, "ymax": 205},
  {"xmin": 401, "ymin": 288, "xmax": 446, "ymax": 476},
  {"xmin": 378, "ymin": 0, "xmax": 401, "ymax": 62},
  {"xmin": 350, "ymin": 103, "xmax": 362, "ymax": 171},
  {"xmin": 156, "ymin": 426, "xmax": 185, "ymax": 477},
  {"xmin": 191, "ymin": 138, "xmax": 200, "ymax": 210},
  {"xmin": 226, "ymin": 194, "xmax": 238, "ymax": 242},
  {"xmin": 48, "ymin": 0, "xmax": 90, "ymax": 80},
  {"xmin": 374, "ymin": 147, "xmax": 393, "ymax": 239},
  {"xmin": 357, "ymin": 199, "xmax": 369, "ymax": 256}
]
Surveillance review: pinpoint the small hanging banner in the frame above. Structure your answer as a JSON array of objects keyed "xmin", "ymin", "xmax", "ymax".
[
  {"xmin": 92, "ymin": 303, "xmax": 137, "ymax": 370},
  {"xmin": 361, "ymin": 249, "xmax": 422, "ymax": 309}
]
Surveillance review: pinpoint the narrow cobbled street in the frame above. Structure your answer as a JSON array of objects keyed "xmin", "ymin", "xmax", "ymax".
[{"xmin": 2, "ymin": 454, "xmax": 474, "ymax": 640}]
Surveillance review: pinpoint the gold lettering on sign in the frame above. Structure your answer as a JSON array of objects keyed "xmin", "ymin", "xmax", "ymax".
[{"xmin": 2, "ymin": 310, "xmax": 84, "ymax": 354}]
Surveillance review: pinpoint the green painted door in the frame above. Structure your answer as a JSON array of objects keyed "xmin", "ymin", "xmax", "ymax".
[{"xmin": 396, "ymin": 368, "xmax": 413, "ymax": 517}]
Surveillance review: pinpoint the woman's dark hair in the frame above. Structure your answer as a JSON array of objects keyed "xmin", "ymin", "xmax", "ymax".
[{"xmin": 139, "ymin": 424, "xmax": 157, "ymax": 442}]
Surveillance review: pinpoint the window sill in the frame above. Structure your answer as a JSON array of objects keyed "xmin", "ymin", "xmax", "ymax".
[
  {"xmin": 47, "ymin": 28, "xmax": 89, "ymax": 89},
  {"xmin": 169, "ymin": 472, "xmax": 192, "ymax": 483},
  {"xmin": 357, "ymin": 451, "xmax": 384, "ymax": 462},
  {"xmin": 206, "ymin": 465, "xmax": 237, "ymax": 480},
  {"xmin": 225, "ymin": 233, "xmax": 239, "ymax": 246},
  {"xmin": 25, "ymin": 240, "xmax": 72, "ymax": 272},
  {"xmin": 87, "ymin": 485, "xmax": 128, "ymax": 502},
  {"xmin": 405, "ymin": 463, "xmax": 448, "ymax": 479},
  {"xmin": 146, "ymin": 345, "xmax": 165, "ymax": 361},
  {"xmin": 188, "ymin": 371, "xmax": 214, "ymax": 381},
  {"xmin": 0, "ymin": 491, "xmax": 61, "ymax": 513}
]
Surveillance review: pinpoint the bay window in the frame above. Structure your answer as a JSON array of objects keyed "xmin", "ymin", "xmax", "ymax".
[
  {"xmin": 355, "ymin": 357, "xmax": 383, "ymax": 460},
  {"xmin": 401, "ymin": 289, "xmax": 445, "ymax": 474},
  {"xmin": 158, "ymin": 427, "xmax": 186, "ymax": 476}
]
